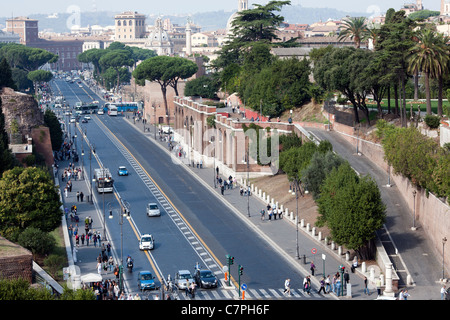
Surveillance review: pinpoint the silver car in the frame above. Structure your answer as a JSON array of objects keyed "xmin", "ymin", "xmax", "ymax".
[
  {"xmin": 175, "ymin": 270, "xmax": 194, "ymax": 289},
  {"xmin": 146, "ymin": 203, "xmax": 161, "ymax": 217}
]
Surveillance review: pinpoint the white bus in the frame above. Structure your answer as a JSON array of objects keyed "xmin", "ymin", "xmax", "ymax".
[
  {"xmin": 94, "ymin": 168, "xmax": 114, "ymax": 193},
  {"xmin": 108, "ymin": 105, "xmax": 118, "ymax": 116}
]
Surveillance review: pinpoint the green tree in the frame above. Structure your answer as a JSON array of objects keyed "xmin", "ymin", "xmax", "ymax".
[
  {"xmin": 0, "ymin": 278, "xmax": 54, "ymax": 300},
  {"xmin": 27, "ymin": 70, "xmax": 53, "ymax": 97},
  {"xmin": 18, "ymin": 226, "xmax": 56, "ymax": 256},
  {"xmin": 184, "ymin": 75, "xmax": 220, "ymax": 99},
  {"xmin": 133, "ymin": 56, "xmax": 197, "ymax": 125},
  {"xmin": 317, "ymin": 162, "xmax": 386, "ymax": 260},
  {"xmin": 407, "ymin": 28, "xmax": 450, "ymax": 115},
  {"xmin": 338, "ymin": 17, "xmax": 368, "ymax": 48},
  {"xmin": 0, "ymin": 167, "xmax": 62, "ymax": 240},
  {"xmin": 167, "ymin": 57, "xmax": 198, "ymax": 97},
  {"xmin": 99, "ymin": 50, "xmax": 134, "ymax": 91},
  {"xmin": 0, "ymin": 44, "xmax": 58, "ymax": 72},
  {"xmin": 0, "ymin": 97, "xmax": 16, "ymax": 176},
  {"xmin": 0, "ymin": 58, "xmax": 17, "ymax": 90}
]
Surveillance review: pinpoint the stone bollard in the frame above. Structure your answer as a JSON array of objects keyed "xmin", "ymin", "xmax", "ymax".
[
  {"xmin": 384, "ymin": 263, "xmax": 395, "ymax": 297},
  {"xmin": 258, "ymin": 189, "xmax": 262, "ymax": 198},
  {"xmin": 338, "ymin": 246, "xmax": 342, "ymax": 256},
  {"xmin": 324, "ymin": 236, "xmax": 329, "ymax": 245},
  {"xmin": 285, "ymin": 208, "xmax": 289, "ymax": 217},
  {"xmin": 306, "ymin": 223, "xmax": 310, "ymax": 233},
  {"xmin": 369, "ymin": 267, "xmax": 375, "ymax": 281},
  {"xmin": 311, "ymin": 227, "xmax": 316, "ymax": 237},
  {"xmin": 263, "ymin": 192, "xmax": 266, "ymax": 200},
  {"xmin": 406, "ymin": 274, "xmax": 413, "ymax": 285},
  {"xmin": 300, "ymin": 219, "xmax": 305, "ymax": 228},
  {"xmin": 361, "ymin": 261, "xmax": 366, "ymax": 273},
  {"xmin": 345, "ymin": 251, "xmax": 350, "ymax": 261},
  {"xmin": 331, "ymin": 241, "xmax": 335, "ymax": 250},
  {"xmin": 318, "ymin": 231, "xmax": 322, "ymax": 241}
]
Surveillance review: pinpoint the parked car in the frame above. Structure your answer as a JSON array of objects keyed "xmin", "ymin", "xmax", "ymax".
[
  {"xmin": 175, "ymin": 270, "xmax": 194, "ymax": 289},
  {"xmin": 137, "ymin": 270, "xmax": 156, "ymax": 291},
  {"xmin": 118, "ymin": 166, "xmax": 128, "ymax": 176},
  {"xmin": 139, "ymin": 234, "xmax": 154, "ymax": 250},
  {"xmin": 193, "ymin": 269, "xmax": 218, "ymax": 289},
  {"xmin": 146, "ymin": 203, "xmax": 161, "ymax": 217}
]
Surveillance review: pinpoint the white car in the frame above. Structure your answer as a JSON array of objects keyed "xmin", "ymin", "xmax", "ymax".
[
  {"xmin": 139, "ymin": 234, "xmax": 154, "ymax": 250},
  {"xmin": 175, "ymin": 270, "xmax": 194, "ymax": 289},
  {"xmin": 84, "ymin": 115, "xmax": 91, "ymax": 120},
  {"xmin": 146, "ymin": 203, "xmax": 161, "ymax": 217},
  {"xmin": 70, "ymin": 117, "xmax": 76, "ymax": 123},
  {"xmin": 98, "ymin": 110, "xmax": 104, "ymax": 115}
]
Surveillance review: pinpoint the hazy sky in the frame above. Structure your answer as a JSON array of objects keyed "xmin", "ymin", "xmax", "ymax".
[{"xmin": 2, "ymin": 0, "xmax": 441, "ymax": 16}]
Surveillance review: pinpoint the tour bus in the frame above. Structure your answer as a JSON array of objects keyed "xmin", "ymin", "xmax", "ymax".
[
  {"xmin": 75, "ymin": 102, "xmax": 99, "ymax": 115},
  {"xmin": 108, "ymin": 105, "xmax": 118, "ymax": 116},
  {"xmin": 104, "ymin": 102, "xmax": 139, "ymax": 113},
  {"xmin": 93, "ymin": 168, "xmax": 114, "ymax": 193}
]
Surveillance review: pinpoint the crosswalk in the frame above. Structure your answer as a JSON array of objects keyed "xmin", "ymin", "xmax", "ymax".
[{"xmin": 163, "ymin": 287, "xmax": 330, "ymax": 300}]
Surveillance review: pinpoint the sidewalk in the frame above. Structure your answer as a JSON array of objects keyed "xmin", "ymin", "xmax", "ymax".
[
  {"xmin": 124, "ymin": 117, "xmax": 377, "ymax": 300},
  {"xmin": 57, "ymin": 158, "xmax": 119, "ymax": 288}
]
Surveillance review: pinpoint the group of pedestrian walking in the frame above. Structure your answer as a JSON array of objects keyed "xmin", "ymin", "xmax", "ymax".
[{"xmin": 260, "ymin": 203, "xmax": 283, "ymax": 221}]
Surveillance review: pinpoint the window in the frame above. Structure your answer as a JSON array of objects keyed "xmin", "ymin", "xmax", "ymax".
[{"xmin": 123, "ymin": 20, "xmax": 127, "ymax": 26}]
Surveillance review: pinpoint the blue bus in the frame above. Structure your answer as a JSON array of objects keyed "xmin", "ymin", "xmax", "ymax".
[{"xmin": 103, "ymin": 102, "xmax": 139, "ymax": 113}]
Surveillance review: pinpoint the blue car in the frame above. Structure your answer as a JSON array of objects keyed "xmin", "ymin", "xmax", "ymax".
[
  {"xmin": 138, "ymin": 271, "xmax": 156, "ymax": 291},
  {"xmin": 118, "ymin": 166, "xmax": 128, "ymax": 176}
]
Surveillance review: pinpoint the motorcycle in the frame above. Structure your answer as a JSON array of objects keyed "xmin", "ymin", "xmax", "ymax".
[{"xmin": 126, "ymin": 257, "xmax": 133, "ymax": 272}]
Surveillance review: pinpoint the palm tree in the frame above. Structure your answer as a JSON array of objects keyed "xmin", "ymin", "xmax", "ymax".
[
  {"xmin": 407, "ymin": 29, "xmax": 450, "ymax": 115},
  {"xmin": 338, "ymin": 17, "xmax": 368, "ymax": 49}
]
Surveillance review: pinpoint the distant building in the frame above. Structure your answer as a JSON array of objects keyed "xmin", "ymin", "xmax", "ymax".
[
  {"xmin": 144, "ymin": 17, "xmax": 173, "ymax": 56},
  {"xmin": 0, "ymin": 30, "xmax": 21, "ymax": 44},
  {"xmin": 401, "ymin": 0, "xmax": 424, "ymax": 15},
  {"xmin": 114, "ymin": 11, "xmax": 147, "ymax": 40},
  {"xmin": 442, "ymin": 0, "xmax": 450, "ymax": 16},
  {"xmin": 6, "ymin": 17, "xmax": 39, "ymax": 45}
]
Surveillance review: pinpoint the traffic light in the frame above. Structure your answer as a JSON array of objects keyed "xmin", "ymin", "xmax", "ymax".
[
  {"xmin": 226, "ymin": 254, "xmax": 234, "ymax": 265},
  {"xmin": 239, "ymin": 265, "xmax": 244, "ymax": 275}
]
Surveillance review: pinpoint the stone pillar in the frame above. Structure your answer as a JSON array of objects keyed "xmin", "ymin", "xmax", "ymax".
[{"xmin": 383, "ymin": 263, "xmax": 395, "ymax": 297}]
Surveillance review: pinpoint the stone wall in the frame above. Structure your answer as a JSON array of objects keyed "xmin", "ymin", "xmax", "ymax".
[{"xmin": 1, "ymin": 87, "xmax": 44, "ymax": 142}]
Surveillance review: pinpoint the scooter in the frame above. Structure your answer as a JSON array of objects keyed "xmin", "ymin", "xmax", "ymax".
[{"xmin": 127, "ymin": 259, "xmax": 133, "ymax": 272}]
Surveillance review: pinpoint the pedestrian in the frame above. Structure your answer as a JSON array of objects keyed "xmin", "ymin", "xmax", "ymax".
[
  {"xmin": 331, "ymin": 274, "xmax": 337, "ymax": 294},
  {"xmin": 240, "ymin": 186, "xmax": 244, "ymax": 196},
  {"xmin": 86, "ymin": 233, "xmax": 90, "ymax": 246},
  {"xmin": 310, "ymin": 262, "xmax": 315, "ymax": 276},
  {"xmin": 398, "ymin": 289, "xmax": 404, "ymax": 300},
  {"xmin": 97, "ymin": 232, "xmax": 102, "ymax": 246},
  {"xmin": 283, "ymin": 279, "xmax": 291, "ymax": 296},
  {"xmin": 278, "ymin": 207, "xmax": 283, "ymax": 219},
  {"xmin": 220, "ymin": 184, "xmax": 224, "ymax": 195},
  {"xmin": 75, "ymin": 234, "xmax": 79, "ymax": 247},
  {"xmin": 305, "ymin": 276, "xmax": 312, "ymax": 295},
  {"xmin": 335, "ymin": 275, "xmax": 341, "ymax": 296},
  {"xmin": 93, "ymin": 233, "xmax": 97, "ymax": 247},
  {"xmin": 97, "ymin": 262, "xmax": 102, "ymax": 275},
  {"xmin": 64, "ymin": 187, "xmax": 68, "ymax": 198},
  {"xmin": 303, "ymin": 276, "xmax": 308, "ymax": 292},
  {"xmin": 81, "ymin": 233, "xmax": 85, "ymax": 245},
  {"xmin": 108, "ymin": 256, "xmax": 114, "ymax": 271},
  {"xmin": 344, "ymin": 270, "xmax": 350, "ymax": 285},
  {"xmin": 318, "ymin": 277, "xmax": 326, "ymax": 294},
  {"xmin": 402, "ymin": 289, "xmax": 410, "ymax": 300},
  {"xmin": 325, "ymin": 275, "xmax": 331, "ymax": 293},
  {"xmin": 268, "ymin": 209, "xmax": 272, "ymax": 221},
  {"xmin": 76, "ymin": 191, "xmax": 80, "ymax": 202},
  {"xmin": 260, "ymin": 209, "xmax": 265, "ymax": 221},
  {"xmin": 376, "ymin": 278, "xmax": 382, "ymax": 296},
  {"xmin": 80, "ymin": 191, "xmax": 84, "ymax": 202},
  {"xmin": 273, "ymin": 207, "xmax": 277, "ymax": 220},
  {"xmin": 441, "ymin": 285, "xmax": 447, "ymax": 300},
  {"xmin": 107, "ymin": 242, "xmax": 111, "ymax": 256},
  {"xmin": 363, "ymin": 276, "xmax": 369, "ymax": 295},
  {"xmin": 88, "ymin": 216, "xmax": 93, "ymax": 229},
  {"xmin": 68, "ymin": 224, "xmax": 73, "ymax": 237}
]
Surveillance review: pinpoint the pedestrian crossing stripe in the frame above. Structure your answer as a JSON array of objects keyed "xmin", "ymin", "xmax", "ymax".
[{"xmin": 173, "ymin": 287, "xmax": 325, "ymax": 300}]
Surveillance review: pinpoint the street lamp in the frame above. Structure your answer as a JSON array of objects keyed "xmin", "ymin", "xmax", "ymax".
[
  {"xmin": 289, "ymin": 177, "xmax": 306, "ymax": 259},
  {"xmin": 108, "ymin": 198, "xmax": 131, "ymax": 293},
  {"xmin": 210, "ymin": 137, "xmax": 216, "ymax": 188},
  {"xmin": 443, "ymin": 237, "xmax": 447, "ymax": 280},
  {"xmin": 412, "ymin": 190, "xmax": 417, "ymax": 230}
]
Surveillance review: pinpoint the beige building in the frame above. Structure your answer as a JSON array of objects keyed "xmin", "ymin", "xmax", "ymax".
[
  {"xmin": 6, "ymin": 16, "xmax": 39, "ymax": 45},
  {"xmin": 115, "ymin": 11, "xmax": 146, "ymax": 40},
  {"xmin": 442, "ymin": 0, "xmax": 450, "ymax": 15}
]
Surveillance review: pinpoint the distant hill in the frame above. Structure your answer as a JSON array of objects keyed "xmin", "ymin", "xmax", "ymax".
[{"xmin": 0, "ymin": 4, "xmax": 369, "ymax": 33}]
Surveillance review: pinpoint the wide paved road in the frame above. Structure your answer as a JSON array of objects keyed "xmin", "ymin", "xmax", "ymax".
[{"xmin": 52, "ymin": 78, "xmax": 331, "ymax": 300}]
